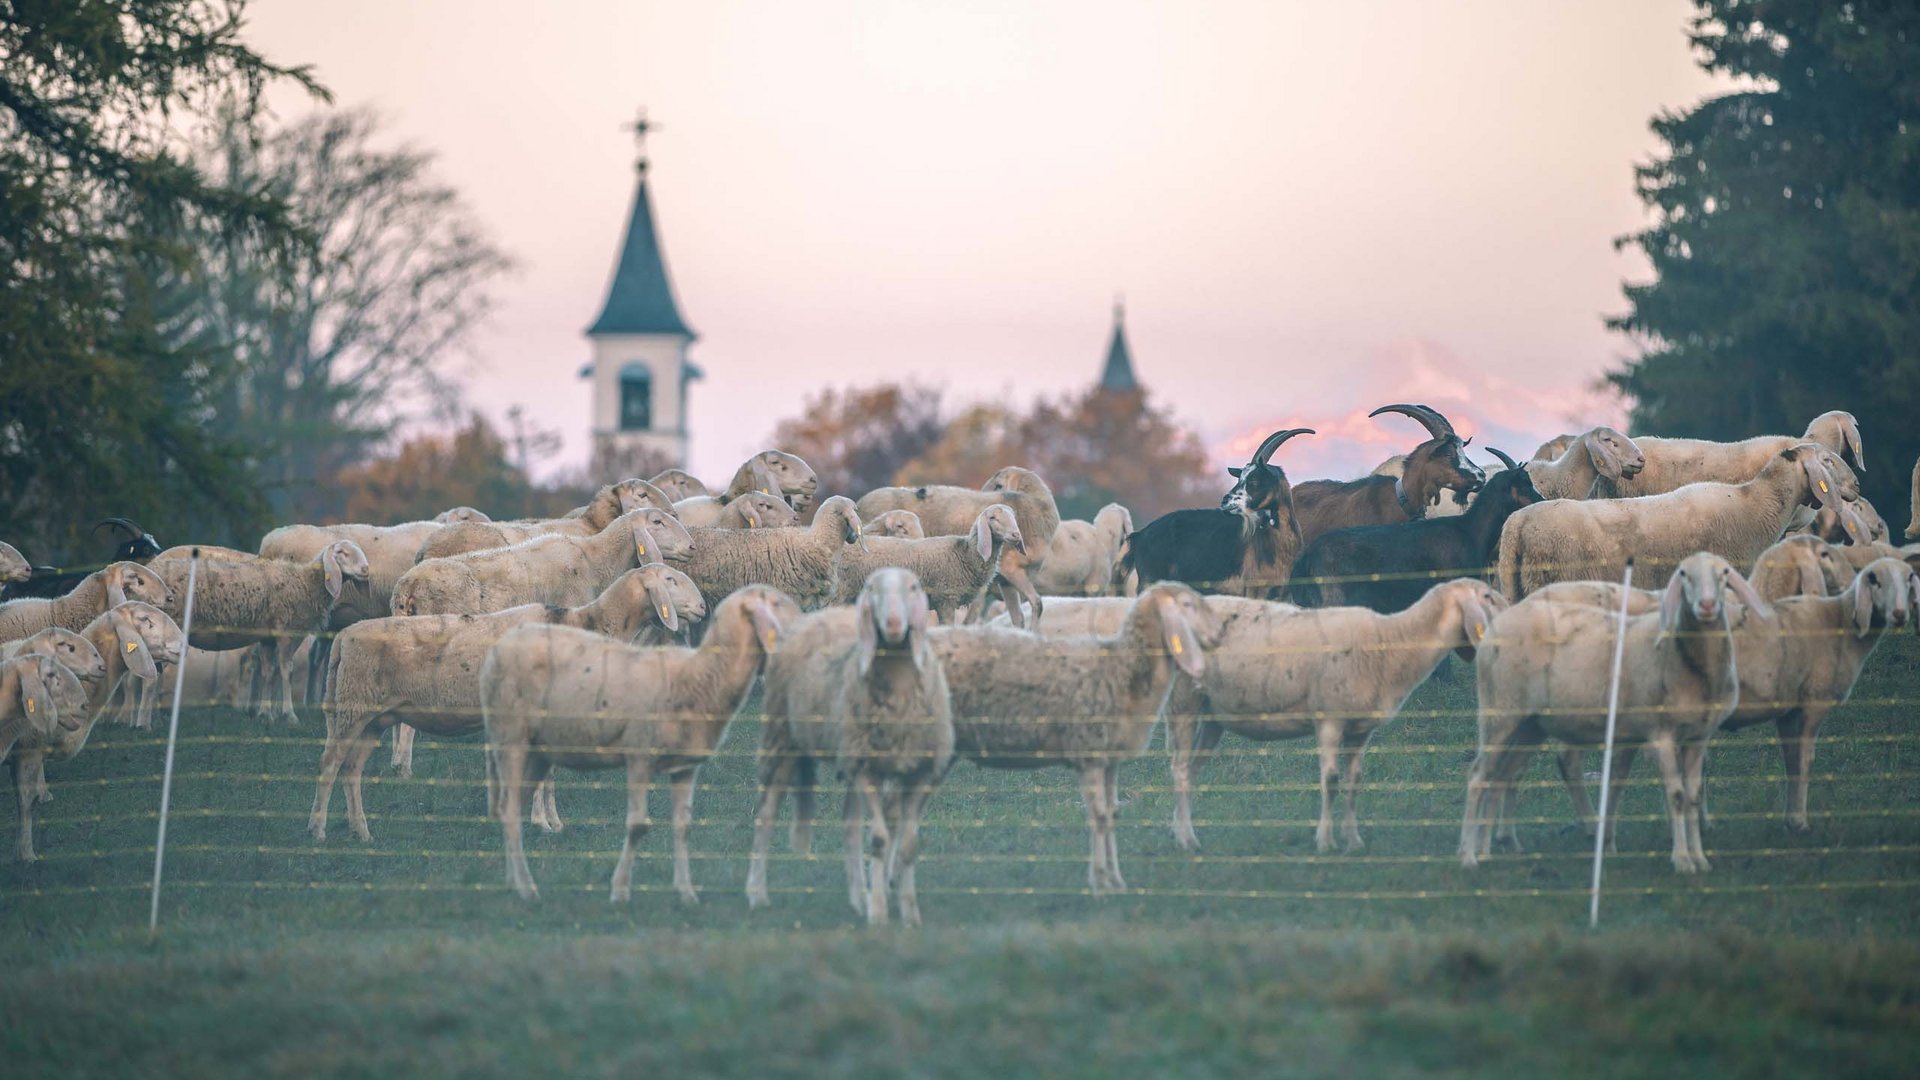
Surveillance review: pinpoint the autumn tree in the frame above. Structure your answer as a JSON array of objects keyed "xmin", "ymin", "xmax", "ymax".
[
  {"xmin": 771, "ymin": 382, "xmax": 946, "ymax": 499},
  {"xmin": 331, "ymin": 414, "xmax": 572, "ymax": 525}
]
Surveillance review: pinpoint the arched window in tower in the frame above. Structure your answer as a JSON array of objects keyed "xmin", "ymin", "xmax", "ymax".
[{"xmin": 618, "ymin": 362, "xmax": 653, "ymax": 431}]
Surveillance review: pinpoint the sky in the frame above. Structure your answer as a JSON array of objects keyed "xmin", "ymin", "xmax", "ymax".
[{"xmin": 240, "ymin": 0, "xmax": 1729, "ymax": 485}]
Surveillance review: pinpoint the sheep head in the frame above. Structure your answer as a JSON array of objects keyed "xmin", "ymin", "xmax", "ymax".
[
  {"xmin": 1371, "ymin": 404, "xmax": 1484, "ymax": 500},
  {"xmin": 1659, "ymin": 552, "xmax": 1765, "ymax": 636},
  {"xmin": 648, "ymin": 468, "xmax": 710, "ymax": 502},
  {"xmin": 433, "ymin": 506, "xmax": 491, "ymax": 525},
  {"xmin": 612, "ymin": 477, "xmax": 677, "ymax": 516},
  {"xmin": 319, "ymin": 540, "xmax": 372, "ymax": 605},
  {"xmin": 1845, "ymin": 558, "xmax": 1914, "ymax": 637},
  {"xmin": 737, "ymin": 450, "xmax": 818, "ymax": 511},
  {"xmin": 723, "ymin": 585, "xmax": 801, "ymax": 655},
  {"xmin": 115, "ymin": 602, "xmax": 183, "ymax": 676},
  {"xmin": 1135, "ymin": 582, "xmax": 1219, "ymax": 681},
  {"xmin": 623, "ymin": 508, "xmax": 695, "ymax": 562},
  {"xmin": 0, "ymin": 541, "xmax": 29, "ymax": 585},
  {"xmin": 1805, "ymin": 410, "xmax": 1864, "ymax": 472},
  {"xmin": 14, "ymin": 627, "xmax": 106, "ymax": 684},
  {"xmin": 731, "ymin": 490, "xmax": 798, "ymax": 529},
  {"xmin": 971, "ymin": 504, "xmax": 1023, "ymax": 560},
  {"xmin": 1578, "ymin": 427, "xmax": 1645, "ymax": 480},
  {"xmin": 8, "ymin": 655, "xmax": 85, "ymax": 736},
  {"xmin": 104, "ymin": 561, "xmax": 173, "ymax": 610},
  {"xmin": 813, "ymin": 496, "xmax": 865, "ymax": 548},
  {"xmin": 856, "ymin": 567, "xmax": 934, "ymax": 676},
  {"xmin": 862, "ymin": 510, "xmax": 925, "ymax": 540}
]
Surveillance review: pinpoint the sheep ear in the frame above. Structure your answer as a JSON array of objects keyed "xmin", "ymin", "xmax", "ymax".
[
  {"xmin": 744, "ymin": 508, "xmax": 761, "ymax": 529},
  {"xmin": 855, "ymin": 591, "xmax": 880, "ymax": 677},
  {"xmin": 1584, "ymin": 431, "xmax": 1622, "ymax": 479},
  {"xmin": 1724, "ymin": 567, "xmax": 1770, "ymax": 618},
  {"xmin": 103, "ymin": 567, "xmax": 131, "ymax": 606},
  {"xmin": 972, "ymin": 515, "xmax": 994, "ymax": 561},
  {"xmin": 632, "ymin": 525, "xmax": 654, "ymax": 561},
  {"xmin": 908, "ymin": 592, "xmax": 933, "ymax": 670},
  {"xmin": 750, "ymin": 459, "xmax": 779, "ymax": 499},
  {"xmin": 1848, "ymin": 574, "xmax": 1874, "ymax": 638},
  {"xmin": 1841, "ymin": 415, "xmax": 1864, "ymax": 471},
  {"xmin": 746, "ymin": 599, "xmax": 783, "ymax": 653},
  {"xmin": 1155, "ymin": 596, "xmax": 1206, "ymax": 680},
  {"xmin": 645, "ymin": 571, "xmax": 680, "ymax": 633},
  {"xmin": 323, "ymin": 548, "xmax": 344, "ymax": 603},
  {"xmin": 1802, "ymin": 455, "xmax": 1836, "ymax": 505},
  {"xmin": 15, "ymin": 659, "xmax": 53, "ymax": 731},
  {"xmin": 1458, "ymin": 593, "xmax": 1492, "ymax": 647},
  {"xmin": 113, "ymin": 610, "xmax": 158, "ymax": 681},
  {"xmin": 1659, "ymin": 571, "xmax": 1687, "ymax": 635},
  {"xmin": 1796, "ymin": 553, "xmax": 1826, "ymax": 599}
]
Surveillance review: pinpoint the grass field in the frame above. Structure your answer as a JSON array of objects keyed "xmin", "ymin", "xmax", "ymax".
[{"xmin": 3, "ymin": 635, "xmax": 1918, "ymax": 1076}]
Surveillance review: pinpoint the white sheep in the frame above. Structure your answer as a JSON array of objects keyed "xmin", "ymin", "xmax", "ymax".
[
  {"xmin": 390, "ymin": 509, "xmax": 691, "ymax": 617},
  {"xmin": 0, "ymin": 655, "xmax": 86, "ymax": 765},
  {"xmin": 309, "ymin": 564, "xmax": 701, "ymax": 843},
  {"xmin": 648, "ymin": 468, "xmax": 709, "ymax": 502},
  {"xmin": 1495, "ymin": 443, "xmax": 1849, "ymax": 599},
  {"xmin": 4, "ymin": 603, "xmax": 183, "ymax": 861},
  {"xmin": 828, "ymin": 504, "xmax": 1022, "ymax": 622},
  {"xmin": 260, "ymin": 512, "xmax": 492, "ymax": 609},
  {"xmin": 746, "ymin": 567, "xmax": 955, "ymax": 925},
  {"xmin": 1019, "ymin": 578, "xmax": 1502, "ymax": 854},
  {"xmin": 1462, "ymin": 552, "xmax": 1763, "ymax": 873},
  {"xmin": 670, "ymin": 450, "xmax": 821, "ymax": 526},
  {"xmin": 0, "ymin": 561, "xmax": 173, "ymax": 643},
  {"xmin": 1592, "ymin": 410, "xmax": 1864, "ymax": 498},
  {"xmin": 481, "ymin": 584, "xmax": 801, "ymax": 903},
  {"xmin": 862, "ymin": 510, "xmax": 925, "ymax": 540},
  {"xmin": 925, "ymin": 583, "xmax": 1218, "ymax": 893},
  {"xmin": 857, "ymin": 466, "xmax": 1062, "ymax": 626},
  {"xmin": 145, "ymin": 542, "xmax": 371, "ymax": 723},
  {"xmin": 415, "ymin": 479, "xmax": 674, "ymax": 561},
  {"xmin": 1033, "ymin": 504, "xmax": 1134, "ymax": 596},
  {"xmin": 711, "ymin": 490, "xmax": 800, "ymax": 530},
  {"xmin": 676, "ymin": 496, "xmax": 865, "ymax": 613},
  {"xmin": 0, "ymin": 542, "xmax": 29, "ymax": 587}
]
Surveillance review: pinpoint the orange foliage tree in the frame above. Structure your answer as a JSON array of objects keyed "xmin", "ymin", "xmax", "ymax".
[
  {"xmin": 770, "ymin": 382, "xmax": 946, "ymax": 500},
  {"xmin": 328, "ymin": 414, "xmax": 576, "ymax": 525}
]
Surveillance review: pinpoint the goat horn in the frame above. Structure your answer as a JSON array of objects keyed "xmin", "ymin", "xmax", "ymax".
[
  {"xmin": 92, "ymin": 518, "xmax": 146, "ymax": 541},
  {"xmin": 1486, "ymin": 447, "xmax": 1519, "ymax": 472},
  {"xmin": 1251, "ymin": 427, "xmax": 1315, "ymax": 466},
  {"xmin": 1368, "ymin": 404, "xmax": 1454, "ymax": 441}
]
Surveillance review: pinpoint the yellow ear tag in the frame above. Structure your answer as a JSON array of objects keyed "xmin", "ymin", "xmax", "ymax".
[
  {"xmin": 657, "ymin": 604, "xmax": 671, "ymax": 622},
  {"xmin": 127, "ymin": 641, "xmax": 138, "ymax": 653},
  {"xmin": 761, "ymin": 629, "xmax": 778, "ymax": 650},
  {"xmin": 1476, "ymin": 622, "xmax": 1487, "ymax": 641},
  {"xmin": 1170, "ymin": 636, "xmax": 1184, "ymax": 655},
  {"xmin": 26, "ymin": 700, "xmax": 34, "ymax": 714},
  {"xmin": 1819, "ymin": 480, "xmax": 1829, "ymax": 493},
  {"xmin": 637, "ymin": 543, "xmax": 647, "ymax": 556}
]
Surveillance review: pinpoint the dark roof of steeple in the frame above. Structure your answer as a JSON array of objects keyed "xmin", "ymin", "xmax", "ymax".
[
  {"xmin": 587, "ymin": 167, "xmax": 694, "ymax": 338},
  {"xmin": 1098, "ymin": 300, "xmax": 1137, "ymax": 391}
]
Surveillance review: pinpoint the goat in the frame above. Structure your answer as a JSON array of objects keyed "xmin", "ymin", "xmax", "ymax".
[
  {"xmin": 1119, "ymin": 428, "xmax": 1314, "ymax": 597},
  {"xmin": 1285, "ymin": 405, "xmax": 1484, "ymax": 545}
]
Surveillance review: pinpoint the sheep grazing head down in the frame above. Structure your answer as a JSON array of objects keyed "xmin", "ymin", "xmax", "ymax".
[
  {"xmin": 1371, "ymin": 404, "xmax": 1485, "ymax": 505},
  {"xmin": 1221, "ymin": 427, "xmax": 1316, "ymax": 527},
  {"xmin": 856, "ymin": 567, "xmax": 934, "ymax": 674}
]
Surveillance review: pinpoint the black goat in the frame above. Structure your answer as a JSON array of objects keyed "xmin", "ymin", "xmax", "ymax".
[
  {"xmin": 0, "ymin": 518, "xmax": 163, "ymax": 601},
  {"xmin": 1119, "ymin": 428, "xmax": 1314, "ymax": 597},
  {"xmin": 1290, "ymin": 448, "xmax": 1540, "ymax": 611}
]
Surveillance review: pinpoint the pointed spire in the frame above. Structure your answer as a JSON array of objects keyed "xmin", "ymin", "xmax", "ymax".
[
  {"xmin": 588, "ymin": 109, "xmax": 693, "ymax": 338},
  {"xmin": 1098, "ymin": 294, "xmax": 1138, "ymax": 392}
]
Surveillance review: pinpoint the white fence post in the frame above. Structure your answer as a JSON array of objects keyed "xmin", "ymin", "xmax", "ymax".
[
  {"xmin": 148, "ymin": 549, "xmax": 199, "ymax": 935},
  {"xmin": 1588, "ymin": 558, "xmax": 1636, "ymax": 929}
]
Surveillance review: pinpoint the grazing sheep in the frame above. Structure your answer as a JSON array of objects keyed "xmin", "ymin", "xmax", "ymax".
[
  {"xmin": 0, "ymin": 542, "xmax": 28, "ymax": 587},
  {"xmin": 1593, "ymin": 410, "xmax": 1864, "ymax": 498},
  {"xmin": 1034, "ymin": 504, "xmax": 1134, "ymax": 597},
  {"xmin": 828, "ymin": 505, "xmax": 1022, "ymax": 622},
  {"xmin": 415, "ymin": 479, "xmax": 675, "ymax": 561},
  {"xmin": 676, "ymin": 496, "xmax": 865, "ymax": 613},
  {"xmin": 482, "ymin": 585, "xmax": 800, "ymax": 903},
  {"xmin": 926, "ymin": 583, "xmax": 1218, "ymax": 893},
  {"xmin": 310, "ymin": 564, "xmax": 700, "ymax": 843},
  {"xmin": 0, "ymin": 562, "xmax": 174, "ymax": 645},
  {"xmin": 712, "ymin": 490, "xmax": 800, "ymax": 530},
  {"xmin": 391, "ymin": 509, "xmax": 691, "ymax": 617},
  {"xmin": 145, "ymin": 542, "xmax": 371, "ymax": 723},
  {"xmin": 1122, "ymin": 429, "xmax": 1315, "ymax": 600},
  {"xmin": 857, "ymin": 467, "xmax": 1062, "ymax": 626},
  {"xmin": 1495, "ymin": 444, "xmax": 1849, "ymax": 599},
  {"xmin": 1462, "ymin": 553, "xmax": 1763, "ymax": 873},
  {"xmin": 0, "ymin": 655, "xmax": 86, "ymax": 765},
  {"xmin": 5, "ymin": 603, "xmax": 183, "ymax": 861},
  {"xmin": 649, "ymin": 468, "xmax": 709, "ymax": 502},
  {"xmin": 863, "ymin": 510, "xmax": 925, "ymax": 539},
  {"xmin": 747, "ymin": 568, "xmax": 955, "ymax": 925},
  {"xmin": 672, "ymin": 450, "xmax": 821, "ymax": 525}
]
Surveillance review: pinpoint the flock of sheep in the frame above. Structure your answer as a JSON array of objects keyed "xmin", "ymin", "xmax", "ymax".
[{"xmin": 1, "ymin": 408, "xmax": 1918, "ymax": 926}]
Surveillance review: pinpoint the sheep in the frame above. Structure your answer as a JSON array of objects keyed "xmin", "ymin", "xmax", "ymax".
[
  {"xmin": 924, "ymin": 583, "xmax": 1218, "ymax": 893},
  {"xmin": 671, "ymin": 450, "xmax": 821, "ymax": 526},
  {"xmin": 1531, "ymin": 434, "xmax": 1580, "ymax": 461},
  {"xmin": 649, "ymin": 468, "xmax": 709, "ymax": 502},
  {"xmin": 0, "ymin": 627, "xmax": 108, "ymax": 691},
  {"xmin": 1121, "ymin": 429, "xmax": 1314, "ymax": 599},
  {"xmin": 309, "ymin": 563, "xmax": 701, "ymax": 843},
  {"xmin": 1495, "ymin": 443, "xmax": 1850, "ymax": 599},
  {"xmin": 856, "ymin": 467, "xmax": 1062, "ymax": 626},
  {"xmin": 1526, "ymin": 427, "xmax": 1647, "ymax": 500},
  {"xmin": 1291, "ymin": 448, "xmax": 1542, "ymax": 612},
  {"xmin": 1287, "ymin": 405, "xmax": 1484, "ymax": 543},
  {"xmin": 0, "ymin": 655, "xmax": 86, "ymax": 765},
  {"xmin": 1462, "ymin": 552, "xmax": 1764, "ymax": 872},
  {"xmin": 1746, "ymin": 534, "xmax": 1853, "ymax": 603},
  {"xmin": 144, "ymin": 542, "xmax": 371, "ymax": 724},
  {"xmin": 0, "ymin": 542, "xmax": 29, "ymax": 587},
  {"xmin": 0, "ymin": 562, "xmax": 174, "ymax": 644},
  {"xmin": 1908, "ymin": 457, "xmax": 1919, "ymax": 540},
  {"xmin": 416, "ymin": 479, "xmax": 675, "ymax": 561},
  {"xmin": 712, "ymin": 490, "xmax": 800, "ymax": 530},
  {"xmin": 746, "ymin": 568, "xmax": 955, "ymax": 925},
  {"xmin": 390, "ymin": 509, "xmax": 692, "ymax": 617},
  {"xmin": 828, "ymin": 505, "xmax": 1023, "ymax": 623},
  {"xmin": 1033, "ymin": 503, "xmax": 1134, "ymax": 597},
  {"xmin": 1592, "ymin": 410, "xmax": 1864, "ymax": 498},
  {"xmin": 5, "ymin": 603, "xmax": 183, "ymax": 861},
  {"xmin": 434, "ymin": 507, "xmax": 491, "ymax": 524},
  {"xmin": 482, "ymin": 584, "xmax": 801, "ymax": 903},
  {"xmin": 862, "ymin": 509, "xmax": 925, "ymax": 539},
  {"xmin": 675, "ymin": 496, "xmax": 865, "ymax": 614}
]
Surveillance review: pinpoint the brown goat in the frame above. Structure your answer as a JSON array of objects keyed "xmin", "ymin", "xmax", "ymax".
[{"xmin": 1288, "ymin": 405, "xmax": 1485, "ymax": 546}]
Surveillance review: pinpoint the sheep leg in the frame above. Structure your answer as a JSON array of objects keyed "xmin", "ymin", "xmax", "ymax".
[
  {"xmin": 790, "ymin": 756, "xmax": 818, "ymax": 853},
  {"xmin": 1645, "ymin": 736, "xmax": 1695, "ymax": 873},
  {"xmin": 1777, "ymin": 708, "xmax": 1823, "ymax": 831},
  {"xmin": 747, "ymin": 755, "xmax": 798, "ymax": 910},
  {"xmin": 272, "ymin": 639, "xmax": 299, "ymax": 724},
  {"xmin": 1679, "ymin": 738, "xmax": 1711, "ymax": 872},
  {"xmin": 245, "ymin": 645, "xmax": 273, "ymax": 722},
  {"xmin": 495, "ymin": 745, "xmax": 538, "ymax": 900},
  {"xmin": 609, "ymin": 755, "xmax": 655, "ymax": 903},
  {"xmin": 1313, "ymin": 722, "xmax": 1344, "ymax": 854},
  {"xmin": 1102, "ymin": 763, "xmax": 1126, "ymax": 892},
  {"xmin": 304, "ymin": 633, "xmax": 331, "ymax": 707},
  {"xmin": 1172, "ymin": 718, "xmax": 1224, "ymax": 852},
  {"xmin": 341, "ymin": 729, "xmax": 381, "ymax": 843},
  {"xmin": 1554, "ymin": 748, "xmax": 1598, "ymax": 836},
  {"xmin": 1078, "ymin": 765, "xmax": 1114, "ymax": 894},
  {"xmin": 893, "ymin": 779, "xmax": 936, "ymax": 928},
  {"xmin": 666, "ymin": 769, "xmax": 700, "ymax": 905},
  {"xmin": 1489, "ymin": 744, "xmax": 1538, "ymax": 853},
  {"xmin": 309, "ymin": 706, "xmax": 379, "ymax": 841},
  {"xmin": 389, "ymin": 723, "xmax": 416, "ymax": 779},
  {"xmin": 132, "ymin": 675, "xmax": 156, "ymax": 730},
  {"xmin": 856, "ymin": 773, "xmax": 892, "ymax": 926},
  {"xmin": 1337, "ymin": 729, "xmax": 1371, "ymax": 852},
  {"xmin": 12, "ymin": 756, "xmax": 42, "ymax": 863},
  {"xmin": 1602, "ymin": 745, "xmax": 1636, "ymax": 855},
  {"xmin": 841, "ymin": 785, "xmax": 868, "ymax": 918},
  {"xmin": 530, "ymin": 777, "xmax": 564, "ymax": 834}
]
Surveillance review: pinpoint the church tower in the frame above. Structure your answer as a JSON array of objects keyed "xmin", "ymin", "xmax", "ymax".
[
  {"xmin": 1097, "ymin": 297, "xmax": 1139, "ymax": 392},
  {"xmin": 582, "ymin": 109, "xmax": 701, "ymax": 473}
]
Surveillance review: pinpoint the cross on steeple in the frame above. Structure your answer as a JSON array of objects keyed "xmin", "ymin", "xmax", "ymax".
[{"xmin": 627, "ymin": 107, "xmax": 659, "ymax": 171}]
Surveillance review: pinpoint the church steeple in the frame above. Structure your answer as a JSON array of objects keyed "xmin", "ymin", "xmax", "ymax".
[
  {"xmin": 587, "ymin": 108, "xmax": 693, "ymax": 338},
  {"xmin": 1098, "ymin": 296, "xmax": 1138, "ymax": 392}
]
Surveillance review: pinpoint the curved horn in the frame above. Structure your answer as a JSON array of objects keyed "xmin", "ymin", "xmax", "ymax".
[
  {"xmin": 1368, "ymin": 403, "xmax": 1453, "ymax": 441},
  {"xmin": 1251, "ymin": 428, "xmax": 1315, "ymax": 466},
  {"xmin": 92, "ymin": 518, "xmax": 146, "ymax": 542},
  {"xmin": 1486, "ymin": 447, "xmax": 1520, "ymax": 472}
]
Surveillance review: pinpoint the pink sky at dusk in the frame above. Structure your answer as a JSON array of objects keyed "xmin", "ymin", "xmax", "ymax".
[{"xmin": 240, "ymin": 0, "xmax": 1725, "ymax": 486}]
